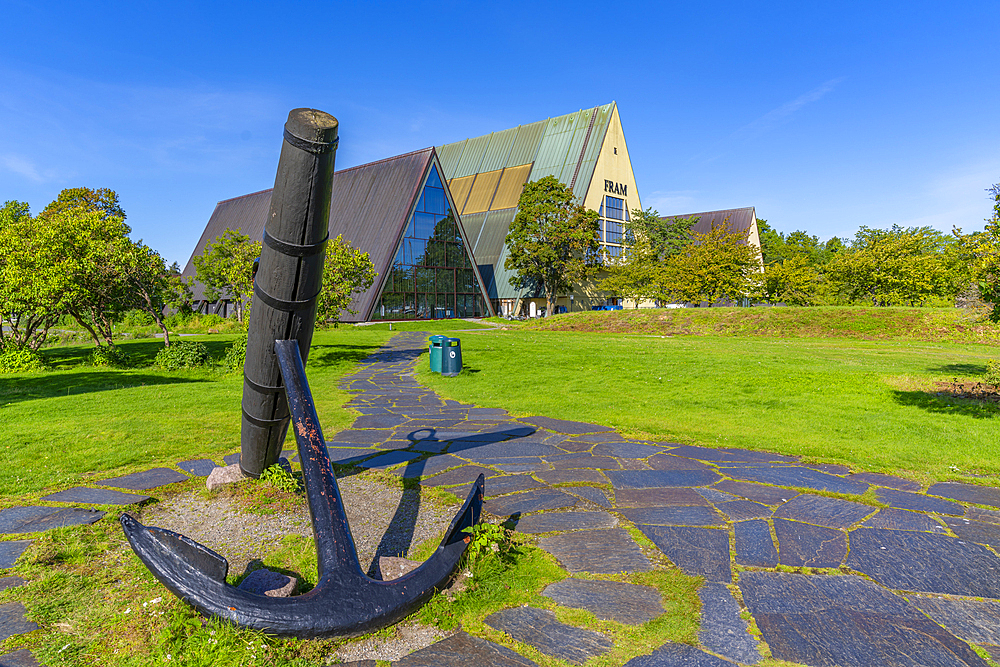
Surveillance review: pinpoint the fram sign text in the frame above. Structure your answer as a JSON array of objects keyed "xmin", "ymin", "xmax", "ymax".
[{"xmin": 604, "ymin": 180, "xmax": 627, "ymax": 197}]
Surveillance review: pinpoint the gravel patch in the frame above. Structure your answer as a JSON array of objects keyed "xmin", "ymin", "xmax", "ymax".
[{"xmin": 140, "ymin": 472, "xmax": 457, "ymax": 576}]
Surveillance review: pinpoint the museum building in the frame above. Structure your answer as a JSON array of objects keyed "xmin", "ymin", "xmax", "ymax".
[{"xmin": 183, "ymin": 102, "xmax": 763, "ymax": 319}]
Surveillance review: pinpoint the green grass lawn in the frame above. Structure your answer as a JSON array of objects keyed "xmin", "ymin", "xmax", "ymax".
[{"xmin": 418, "ymin": 326, "xmax": 1000, "ymax": 483}]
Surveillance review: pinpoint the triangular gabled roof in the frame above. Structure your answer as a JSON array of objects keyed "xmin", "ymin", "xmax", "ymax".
[
  {"xmin": 182, "ymin": 147, "xmax": 494, "ymax": 321},
  {"xmin": 660, "ymin": 206, "xmax": 764, "ymax": 271},
  {"xmin": 435, "ymin": 103, "xmax": 618, "ymax": 300}
]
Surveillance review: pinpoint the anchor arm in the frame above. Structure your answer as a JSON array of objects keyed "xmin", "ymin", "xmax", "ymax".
[{"xmin": 121, "ymin": 340, "xmax": 483, "ymax": 637}]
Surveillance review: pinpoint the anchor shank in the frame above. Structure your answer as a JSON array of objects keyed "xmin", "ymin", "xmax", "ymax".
[{"xmin": 274, "ymin": 339, "xmax": 362, "ymax": 578}]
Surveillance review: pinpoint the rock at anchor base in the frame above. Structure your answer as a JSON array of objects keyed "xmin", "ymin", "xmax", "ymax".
[{"xmin": 206, "ymin": 465, "xmax": 248, "ymax": 491}]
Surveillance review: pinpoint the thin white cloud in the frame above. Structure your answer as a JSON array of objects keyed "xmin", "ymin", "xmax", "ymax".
[
  {"xmin": 0, "ymin": 154, "xmax": 50, "ymax": 183},
  {"xmin": 736, "ymin": 77, "xmax": 846, "ymax": 141}
]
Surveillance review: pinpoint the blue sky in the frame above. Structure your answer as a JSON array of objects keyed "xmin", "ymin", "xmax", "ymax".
[{"xmin": 1, "ymin": 1, "xmax": 998, "ymax": 267}]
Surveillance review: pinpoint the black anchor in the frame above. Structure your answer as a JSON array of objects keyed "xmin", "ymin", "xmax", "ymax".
[{"xmin": 121, "ymin": 340, "xmax": 483, "ymax": 637}]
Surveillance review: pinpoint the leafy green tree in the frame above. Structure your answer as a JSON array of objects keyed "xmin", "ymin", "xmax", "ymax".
[
  {"xmin": 600, "ymin": 207, "xmax": 698, "ymax": 307},
  {"xmin": 192, "ymin": 230, "xmax": 261, "ymax": 322},
  {"xmin": 505, "ymin": 176, "xmax": 600, "ymax": 317},
  {"xmin": 316, "ymin": 234, "xmax": 377, "ymax": 323},
  {"xmin": 0, "ymin": 201, "xmax": 65, "ymax": 350},
  {"xmin": 953, "ymin": 182, "xmax": 1000, "ymax": 319},
  {"xmin": 41, "ymin": 187, "xmax": 125, "ymax": 221},
  {"xmin": 763, "ymin": 254, "xmax": 820, "ymax": 305},
  {"xmin": 661, "ymin": 220, "xmax": 763, "ymax": 305},
  {"xmin": 826, "ymin": 225, "xmax": 961, "ymax": 306}
]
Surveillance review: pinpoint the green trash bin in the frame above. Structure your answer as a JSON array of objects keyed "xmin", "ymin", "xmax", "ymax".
[
  {"xmin": 441, "ymin": 337, "xmax": 462, "ymax": 377},
  {"xmin": 428, "ymin": 335, "xmax": 448, "ymax": 373}
]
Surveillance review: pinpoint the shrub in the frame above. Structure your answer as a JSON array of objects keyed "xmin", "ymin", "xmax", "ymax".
[
  {"xmin": 153, "ymin": 341, "xmax": 210, "ymax": 370},
  {"xmin": 0, "ymin": 347, "xmax": 46, "ymax": 373},
  {"xmin": 224, "ymin": 334, "xmax": 248, "ymax": 372},
  {"xmin": 985, "ymin": 360, "xmax": 1000, "ymax": 387},
  {"xmin": 259, "ymin": 463, "xmax": 300, "ymax": 494},
  {"xmin": 119, "ymin": 309, "xmax": 154, "ymax": 327},
  {"xmin": 88, "ymin": 345, "xmax": 132, "ymax": 368}
]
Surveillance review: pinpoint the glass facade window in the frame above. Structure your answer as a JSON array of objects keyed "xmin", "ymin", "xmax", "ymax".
[
  {"xmin": 605, "ymin": 220, "xmax": 623, "ymax": 244},
  {"xmin": 605, "ymin": 196, "xmax": 624, "ymax": 221},
  {"xmin": 372, "ymin": 164, "xmax": 487, "ymax": 320}
]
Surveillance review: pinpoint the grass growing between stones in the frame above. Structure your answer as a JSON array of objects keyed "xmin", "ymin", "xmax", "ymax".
[{"xmin": 417, "ymin": 327, "xmax": 1000, "ymax": 482}]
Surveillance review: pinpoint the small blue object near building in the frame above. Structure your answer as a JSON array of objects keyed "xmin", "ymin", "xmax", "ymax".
[{"xmin": 591, "ymin": 305, "xmax": 623, "ymax": 311}]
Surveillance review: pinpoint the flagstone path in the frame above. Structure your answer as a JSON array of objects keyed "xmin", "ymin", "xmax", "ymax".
[{"xmin": 3, "ymin": 330, "xmax": 1000, "ymax": 666}]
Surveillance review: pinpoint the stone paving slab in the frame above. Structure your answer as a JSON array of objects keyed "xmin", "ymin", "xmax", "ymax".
[
  {"xmin": 362, "ymin": 451, "xmax": 423, "ymax": 470},
  {"xmin": 698, "ymin": 582, "xmax": 760, "ymax": 664},
  {"xmin": 913, "ymin": 596, "xmax": 1000, "ymax": 645},
  {"xmin": 514, "ymin": 511, "xmax": 617, "ymax": 534},
  {"xmin": 484, "ymin": 606, "xmax": 612, "ymax": 664},
  {"xmin": 619, "ymin": 506, "xmax": 724, "ymax": 526},
  {"xmin": 545, "ymin": 454, "xmax": 620, "ymax": 470},
  {"xmin": 606, "ymin": 470, "xmax": 721, "ymax": 489},
  {"xmin": 543, "ymin": 578, "xmax": 665, "ymax": 625},
  {"xmin": 0, "ymin": 602, "xmax": 37, "ymax": 642},
  {"xmin": 563, "ymin": 486, "xmax": 611, "ymax": 508},
  {"xmin": 420, "ymin": 465, "xmax": 496, "ymax": 488},
  {"xmin": 739, "ymin": 571, "xmax": 989, "ymax": 667},
  {"xmin": 325, "ymin": 447, "xmax": 380, "ymax": 465},
  {"xmin": 862, "ymin": 508, "xmax": 944, "ymax": 532},
  {"xmin": 390, "ymin": 454, "xmax": 466, "ymax": 479},
  {"xmin": 967, "ymin": 506, "xmax": 1000, "ymax": 525},
  {"xmin": 773, "ymin": 518, "xmax": 847, "ymax": 568},
  {"xmin": 645, "ymin": 454, "xmax": 713, "ymax": 471},
  {"xmin": 638, "ymin": 526, "xmax": 731, "ymax": 582},
  {"xmin": 538, "ymin": 528, "xmax": 652, "ymax": 573},
  {"xmin": 928, "ymin": 482, "xmax": 1000, "ymax": 508},
  {"xmin": 696, "ymin": 487, "xmax": 739, "ymax": 504},
  {"xmin": 96, "ymin": 467, "xmax": 188, "ymax": 490},
  {"xmin": 772, "ymin": 494, "xmax": 875, "ymax": 529},
  {"xmin": 41, "ymin": 487, "xmax": 150, "ymax": 506},
  {"xmin": 0, "ymin": 648, "xmax": 42, "ymax": 666},
  {"xmin": 848, "ymin": 471, "xmax": 921, "ymax": 491},
  {"xmin": 669, "ymin": 445, "xmax": 798, "ymax": 463},
  {"xmin": 720, "ymin": 466, "xmax": 869, "ymax": 495},
  {"xmin": 330, "ymin": 429, "xmax": 393, "ymax": 444},
  {"xmin": 352, "ymin": 414, "xmax": 409, "ymax": 429},
  {"xmin": 392, "ymin": 631, "xmax": 539, "ymax": 666},
  {"xmin": 614, "ymin": 487, "xmax": 709, "ymax": 507},
  {"xmin": 622, "ymin": 643, "xmax": 734, "ymax": 666},
  {"xmin": 556, "ymin": 440, "xmax": 596, "ymax": 453},
  {"xmin": 0, "ymin": 577, "xmax": 26, "ymax": 593},
  {"xmin": 535, "ymin": 469, "xmax": 607, "ymax": 485},
  {"xmin": 451, "ymin": 441, "xmax": 565, "ymax": 460},
  {"xmin": 485, "ymin": 475, "xmax": 547, "ymax": 498},
  {"xmin": 805, "ymin": 463, "xmax": 851, "ymax": 475},
  {"xmin": 0, "ymin": 507, "xmax": 104, "ymax": 534},
  {"xmin": 0, "ymin": 542, "xmax": 33, "ymax": 569},
  {"xmin": 485, "ymin": 489, "xmax": 577, "ymax": 516},
  {"xmin": 845, "ymin": 527, "xmax": 1000, "ymax": 597},
  {"xmin": 520, "ymin": 416, "xmax": 611, "ymax": 435},
  {"xmin": 592, "ymin": 443, "xmax": 664, "ymax": 459},
  {"xmin": 716, "ymin": 499, "xmax": 772, "ymax": 521},
  {"xmin": 223, "ymin": 452, "xmax": 240, "ymax": 465},
  {"xmin": 734, "ymin": 519, "xmax": 778, "ymax": 567},
  {"xmin": 175, "ymin": 458, "xmax": 217, "ymax": 477},
  {"xmin": 714, "ymin": 480, "xmax": 798, "ymax": 505},
  {"xmin": 876, "ymin": 487, "xmax": 964, "ymax": 515},
  {"xmin": 944, "ymin": 517, "xmax": 1000, "ymax": 548}
]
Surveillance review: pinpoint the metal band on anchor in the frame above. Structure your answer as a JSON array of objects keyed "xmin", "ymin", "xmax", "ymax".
[
  {"xmin": 254, "ymin": 284, "xmax": 322, "ymax": 313},
  {"xmin": 241, "ymin": 407, "xmax": 288, "ymax": 429},
  {"xmin": 243, "ymin": 373, "xmax": 284, "ymax": 395},
  {"xmin": 283, "ymin": 129, "xmax": 339, "ymax": 155},
  {"xmin": 263, "ymin": 229, "xmax": 329, "ymax": 257}
]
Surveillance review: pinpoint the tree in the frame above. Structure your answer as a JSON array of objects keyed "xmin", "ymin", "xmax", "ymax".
[
  {"xmin": 0, "ymin": 201, "xmax": 65, "ymax": 350},
  {"xmin": 953, "ymin": 182, "xmax": 1000, "ymax": 319},
  {"xmin": 41, "ymin": 187, "xmax": 125, "ymax": 221},
  {"xmin": 192, "ymin": 230, "xmax": 261, "ymax": 322},
  {"xmin": 600, "ymin": 207, "xmax": 698, "ymax": 307},
  {"xmin": 316, "ymin": 235, "xmax": 377, "ymax": 323},
  {"xmin": 660, "ymin": 220, "xmax": 763, "ymax": 306},
  {"xmin": 505, "ymin": 176, "xmax": 600, "ymax": 316},
  {"xmin": 825, "ymin": 225, "xmax": 961, "ymax": 306},
  {"xmin": 763, "ymin": 255, "xmax": 820, "ymax": 305}
]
